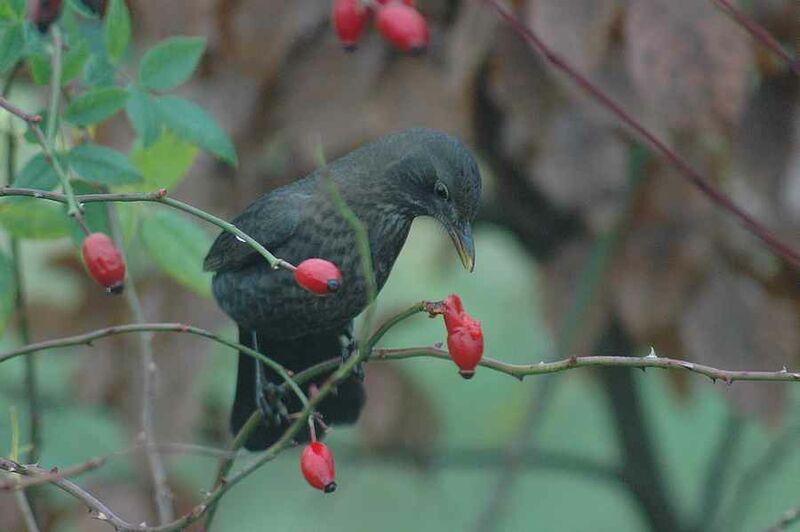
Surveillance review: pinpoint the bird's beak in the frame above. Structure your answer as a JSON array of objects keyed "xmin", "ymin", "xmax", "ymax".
[{"xmin": 448, "ymin": 223, "xmax": 475, "ymax": 272}]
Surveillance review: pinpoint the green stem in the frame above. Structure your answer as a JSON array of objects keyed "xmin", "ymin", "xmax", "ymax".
[
  {"xmin": 106, "ymin": 202, "xmax": 174, "ymax": 524},
  {"xmin": 0, "ymin": 188, "xmax": 291, "ymax": 270},
  {"xmin": 46, "ymin": 27, "xmax": 61, "ymax": 145}
]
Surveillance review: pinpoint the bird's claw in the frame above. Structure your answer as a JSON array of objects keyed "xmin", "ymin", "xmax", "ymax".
[
  {"xmin": 256, "ymin": 381, "xmax": 289, "ymax": 426},
  {"xmin": 340, "ymin": 331, "xmax": 365, "ymax": 382}
]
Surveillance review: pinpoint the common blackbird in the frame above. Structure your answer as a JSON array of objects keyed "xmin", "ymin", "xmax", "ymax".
[{"xmin": 204, "ymin": 128, "xmax": 482, "ymax": 450}]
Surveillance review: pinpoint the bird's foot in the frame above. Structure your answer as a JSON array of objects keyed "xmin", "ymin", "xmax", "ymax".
[
  {"xmin": 340, "ymin": 331, "xmax": 364, "ymax": 382},
  {"xmin": 256, "ymin": 382, "xmax": 289, "ymax": 427}
]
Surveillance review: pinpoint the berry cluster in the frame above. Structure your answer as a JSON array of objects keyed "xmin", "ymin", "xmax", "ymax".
[
  {"xmin": 81, "ymin": 233, "xmax": 126, "ymax": 295},
  {"xmin": 333, "ymin": 0, "xmax": 429, "ymax": 53},
  {"xmin": 441, "ymin": 294, "xmax": 484, "ymax": 379}
]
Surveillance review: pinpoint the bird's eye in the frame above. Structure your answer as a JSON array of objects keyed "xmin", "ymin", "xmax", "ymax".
[{"xmin": 434, "ymin": 182, "xmax": 449, "ymax": 200}]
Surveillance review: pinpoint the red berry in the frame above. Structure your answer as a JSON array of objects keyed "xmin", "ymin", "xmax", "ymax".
[
  {"xmin": 294, "ymin": 258, "xmax": 343, "ymax": 295},
  {"xmin": 81, "ymin": 233, "xmax": 125, "ymax": 294},
  {"xmin": 447, "ymin": 316, "xmax": 483, "ymax": 379},
  {"xmin": 442, "ymin": 293, "xmax": 465, "ymax": 332},
  {"xmin": 374, "ymin": 0, "xmax": 415, "ymax": 6},
  {"xmin": 300, "ymin": 442, "xmax": 337, "ymax": 493},
  {"xmin": 375, "ymin": 2, "xmax": 429, "ymax": 53},
  {"xmin": 30, "ymin": 0, "xmax": 64, "ymax": 33},
  {"xmin": 333, "ymin": 0, "xmax": 369, "ymax": 50}
]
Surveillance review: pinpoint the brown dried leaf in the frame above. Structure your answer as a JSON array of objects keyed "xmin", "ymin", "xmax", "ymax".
[
  {"xmin": 527, "ymin": 0, "xmax": 620, "ymax": 73},
  {"xmin": 533, "ymin": 105, "xmax": 628, "ymax": 232},
  {"xmin": 626, "ymin": 0, "xmax": 752, "ymax": 131}
]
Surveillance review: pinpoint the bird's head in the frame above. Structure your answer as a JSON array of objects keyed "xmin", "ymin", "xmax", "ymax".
[{"xmin": 379, "ymin": 128, "xmax": 482, "ymax": 272}]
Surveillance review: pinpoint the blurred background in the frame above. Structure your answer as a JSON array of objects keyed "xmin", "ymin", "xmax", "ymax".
[{"xmin": 1, "ymin": 0, "xmax": 800, "ymax": 530}]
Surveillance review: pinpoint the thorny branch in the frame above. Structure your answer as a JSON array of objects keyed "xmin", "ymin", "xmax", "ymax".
[
  {"xmin": 711, "ymin": 0, "xmax": 800, "ymax": 76},
  {"xmin": 483, "ymin": 0, "xmax": 800, "ymax": 270}
]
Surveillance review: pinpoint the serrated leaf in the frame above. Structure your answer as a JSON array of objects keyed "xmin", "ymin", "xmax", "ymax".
[
  {"xmin": 67, "ymin": 143, "xmax": 141, "ymax": 185},
  {"xmin": 129, "ymin": 130, "xmax": 196, "ymax": 190},
  {"xmin": 140, "ymin": 210, "xmax": 212, "ymax": 297},
  {"xmin": 103, "ymin": 0, "xmax": 129, "ymax": 63},
  {"xmin": 64, "ymin": 86, "xmax": 128, "ymax": 125},
  {"xmin": 138, "ymin": 36, "xmax": 206, "ymax": 92},
  {"xmin": 14, "ymin": 153, "xmax": 59, "ymax": 190},
  {"xmin": 0, "ymin": 23, "xmax": 24, "ymax": 73},
  {"xmin": 126, "ymin": 85, "xmax": 161, "ymax": 147},
  {"xmin": 156, "ymin": 96, "xmax": 237, "ymax": 166},
  {"xmin": 0, "ymin": 197, "xmax": 70, "ymax": 239},
  {"xmin": 0, "ymin": 250, "xmax": 14, "ymax": 337}
]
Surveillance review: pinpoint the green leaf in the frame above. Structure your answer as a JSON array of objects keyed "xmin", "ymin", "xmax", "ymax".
[
  {"xmin": 64, "ymin": 86, "xmax": 128, "ymax": 126},
  {"xmin": 83, "ymin": 54, "xmax": 116, "ymax": 87},
  {"xmin": 140, "ymin": 210, "xmax": 212, "ymax": 297},
  {"xmin": 129, "ymin": 130, "xmax": 196, "ymax": 190},
  {"xmin": 14, "ymin": 153, "xmax": 59, "ymax": 190},
  {"xmin": 0, "ymin": 197, "xmax": 70, "ymax": 239},
  {"xmin": 62, "ymin": 38, "xmax": 89, "ymax": 83},
  {"xmin": 103, "ymin": 0, "xmax": 129, "ymax": 64},
  {"xmin": 0, "ymin": 23, "xmax": 24, "ymax": 73},
  {"xmin": 67, "ymin": 143, "xmax": 141, "ymax": 185},
  {"xmin": 28, "ymin": 38, "xmax": 88, "ymax": 85},
  {"xmin": 0, "ymin": 250, "xmax": 14, "ymax": 337},
  {"xmin": 126, "ymin": 85, "xmax": 161, "ymax": 147},
  {"xmin": 69, "ymin": 181, "xmax": 110, "ymax": 246},
  {"xmin": 156, "ymin": 96, "xmax": 237, "ymax": 166},
  {"xmin": 138, "ymin": 36, "xmax": 206, "ymax": 92},
  {"xmin": 66, "ymin": 0, "xmax": 101, "ymax": 19},
  {"xmin": 0, "ymin": 0, "xmax": 25, "ymax": 21},
  {"xmin": 28, "ymin": 52, "xmax": 51, "ymax": 84}
]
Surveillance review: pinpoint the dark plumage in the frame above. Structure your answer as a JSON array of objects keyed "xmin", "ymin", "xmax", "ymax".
[{"xmin": 204, "ymin": 128, "xmax": 482, "ymax": 450}]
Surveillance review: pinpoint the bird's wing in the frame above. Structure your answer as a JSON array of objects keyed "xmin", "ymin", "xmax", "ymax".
[{"xmin": 203, "ymin": 188, "xmax": 305, "ymax": 272}]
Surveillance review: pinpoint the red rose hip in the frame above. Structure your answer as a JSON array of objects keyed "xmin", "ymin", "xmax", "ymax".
[
  {"xmin": 300, "ymin": 442, "xmax": 337, "ymax": 493},
  {"xmin": 294, "ymin": 258, "xmax": 343, "ymax": 295},
  {"xmin": 81, "ymin": 232, "xmax": 126, "ymax": 294},
  {"xmin": 447, "ymin": 316, "xmax": 483, "ymax": 379},
  {"xmin": 376, "ymin": 2, "xmax": 429, "ymax": 53},
  {"xmin": 442, "ymin": 293, "xmax": 466, "ymax": 331},
  {"xmin": 333, "ymin": 0, "xmax": 369, "ymax": 50}
]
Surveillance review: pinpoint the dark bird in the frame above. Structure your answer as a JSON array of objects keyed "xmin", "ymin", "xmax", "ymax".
[{"xmin": 204, "ymin": 128, "xmax": 482, "ymax": 450}]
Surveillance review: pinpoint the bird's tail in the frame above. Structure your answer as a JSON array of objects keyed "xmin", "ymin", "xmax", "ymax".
[{"xmin": 231, "ymin": 325, "xmax": 366, "ymax": 451}]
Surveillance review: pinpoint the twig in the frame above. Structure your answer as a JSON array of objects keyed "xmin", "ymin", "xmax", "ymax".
[
  {"xmin": 0, "ymin": 322, "xmax": 302, "ymax": 396},
  {"xmin": 2, "ymin": 64, "xmax": 40, "ymax": 466},
  {"xmin": 300, "ymin": 347, "xmax": 800, "ymax": 384},
  {"xmin": 483, "ymin": 0, "xmax": 800, "ymax": 270},
  {"xmin": 0, "ymin": 187, "xmax": 293, "ymax": 271},
  {"xmin": 46, "ymin": 28, "xmax": 62, "ymax": 145},
  {"xmin": 3, "ymin": 59, "xmax": 42, "ymax": 531},
  {"xmin": 3, "ymin": 321, "xmax": 800, "ymax": 384},
  {"xmin": 0, "ymin": 97, "xmax": 42, "ymax": 123},
  {"xmin": 14, "ymin": 490, "xmax": 40, "ymax": 532},
  {"xmin": 1, "ymin": 457, "xmax": 107, "ymax": 491},
  {"xmin": 711, "ymin": 0, "xmax": 800, "ymax": 76},
  {"xmin": 106, "ymin": 203, "xmax": 173, "ymax": 524}
]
